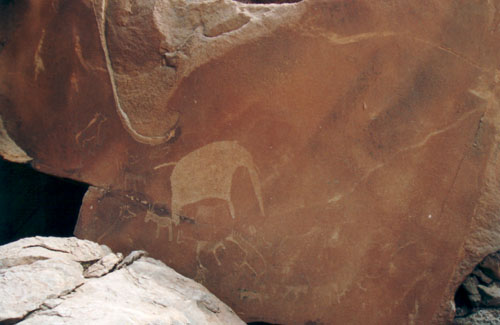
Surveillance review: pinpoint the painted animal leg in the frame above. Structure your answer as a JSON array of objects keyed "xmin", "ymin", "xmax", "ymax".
[
  {"xmin": 228, "ymin": 200, "xmax": 236, "ymax": 219},
  {"xmin": 171, "ymin": 196, "xmax": 181, "ymax": 225}
]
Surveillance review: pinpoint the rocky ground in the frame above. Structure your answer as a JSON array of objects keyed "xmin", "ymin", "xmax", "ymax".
[
  {"xmin": 0, "ymin": 236, "xmax": 245, "ymax": 325},
  {"xmin": 454, "ymin": 251, "xmax": 500, "ymax": 324}
]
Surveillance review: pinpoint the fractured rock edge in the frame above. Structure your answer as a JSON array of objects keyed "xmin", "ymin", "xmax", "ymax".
[
  {"xmin": 0, "ymin": 115, "xmax": 31, "ymax": 163},
  {"xmin": 92, "ymin": 0, "xmax": 307, "ymax": 145},
  {"xmin": 0, "ymin": 236, "xmax": 245, "ymax": 325},
  {"xmin": 434, "ymin": 73, "xmax": 500, "ymax": 323}
]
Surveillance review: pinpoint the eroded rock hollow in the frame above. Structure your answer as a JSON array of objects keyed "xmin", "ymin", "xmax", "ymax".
[{"xmin": 1, "ymin": 0, "xmax": 500, "ymax": 324}]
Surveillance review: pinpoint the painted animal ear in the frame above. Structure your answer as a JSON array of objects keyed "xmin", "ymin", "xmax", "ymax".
[{"xmin": 165, "ymin": 141, "xmax": 264, "ymax": 221}]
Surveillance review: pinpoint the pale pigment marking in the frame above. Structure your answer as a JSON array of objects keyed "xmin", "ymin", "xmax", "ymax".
[
  {"xmin": 70, "ymin": 72, "xmax": 79, "ymax": 93},
  {"xmin": 119, "ymin": 205, "xmax": 137, "ymax": 219},
  {"xmin": 327, "ymin": 31, "xmax": 397, "ymax": 45},
  {"xmin": 73, "ymin": 30, "xmax": 106, "ymax": 72},
  {"xmin": 357, "ymin": 283, "xmax": 368, "ymax": 292},
  {"xmin": 75, "ymin": 113, "xmax": 107, "ymax": 147},
  {"xmin": 34, "ymin": 29, "xmax": 46, "ymax": 80},
  {"xmin": 327, "ymin": 107, "xmax": 484, "ymax": 206},
  {"xmin": 300, "ymin": 27, "xmax": 397, "ymax": 46},
  {"xmin": 226, "ymin": 231, "xmax": 268, "ymax": 275},
  {"xmin": 93, "ymin": 0, "xmax": 172, "ymax": 145},
  {"xmin": 437, "ymin": 141, "xmax": 470, "ymax": 220},
  {"xmin": 283, "ymin": 285, "xmax": 308, "ymax": 300},
  {"xmin": 176, "ymin": 230, "xmax": 183, "ymax": 244},
  {"xmin": 469, "ymin": 86, "xmax": 499, "ymax": 105},
  {"xmin": 92, "ymin": 0, "xmax": 305, "ymax": 145},
  {"xmin": 327, "ymin": 229, "xmax": 340, "ymax": 248},
  {"xmin": 194, "ymin": 241, "xmax": 210, "ymax": 284},
  {"xmin": 312, "ymin": 281, "xmax": 350, "ymax": 305},
  {"xmin": 155, "ymin": 141, "xmax": 265, "ymax": 225},
  {"xmin": 306, "ymin": 28, "xmax": 496, "ymax": 73},
  {"xmin": 390, "ymin": 241, "xmax": 417, "ymax": 258},
  {"xmin": 212, "ymin": 242, "xmax": 226, "ymax": 266},
  {"xmin": 280, "ymin": 251, "xmax": 300, "ymax": 275},
  {"xmin": 193, "ymin": 231, "xmax": 267, "ymax": 276},
  {"xmin": 328, "ymin": 193, "xmax": 344, "ymax": 203},
  {"xmin": 469, "ymin": 88, "xmax": 492, "ymax": 100},
  {"xmin": 144, "ymin": 210, "xmax": 173, "ymax": 241},
  {"xmin": 410, "ymin": 36, "xmax": 492, "ymax": 73},
  {"xmin": 75, "ymin": 113, "xmax": 99, "ymax": 144},
  {"xmin": 238, "ymin": 290, "xmax": 263, "ymax": 304},
  {"xmin": 285, "ymin": 107, "xmax": 488, "ymax": 214},
  {"xmin": 394, "ymin": 272, "xmax": 428, "ymax": 312},
  {"xmin": 152, "ymin": 0, "xmax": 306, "ymax": 80},
  {"xmin": 408, "ymin": 300, "xmax": 420, "ymax": 325},
  {"xmin": 202, "ymin": 12, "xmax": 251, "ymax": 38}
]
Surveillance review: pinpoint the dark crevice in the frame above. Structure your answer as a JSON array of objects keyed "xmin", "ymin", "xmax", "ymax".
[
  {"xmin": 0, "ymin": 0, "xmax": 20, "ymax": 55},
  {"xmin": 22, "ymin": 244, "xmax": 70, "ymax": 254},
  {"xmin": 454, "ymin": 250, "xmax": 500, "ymax": 323},
  {"xmin": 80, "ymin": 259, "xmax": 100, "ymax": 272},
  {"xmin": 0, "ymin": 158, "xmax": 88, "ymax": 245},
  {"xmin": 0, "ymin": 317, "xmax": 22, "ymax": 325},
  {"xmin": 455, "ymin": 284, "xmax": 473, "ymax": 313}
]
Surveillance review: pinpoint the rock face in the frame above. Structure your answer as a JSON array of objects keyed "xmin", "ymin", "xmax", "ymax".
[
  {"xmin": 0, "ymin": 237, "xmax": 244, "ymax": 325},
  {"xmin": 454, "ymin": 309, "xmax": 500, "ymax": 325},
  {"xmin": 454, "ymin": 250, "xmax": 500, "ymax": 322},
  {"xmin": 1, "ymin": 0, "xmax": 500, "ymax": 324}
]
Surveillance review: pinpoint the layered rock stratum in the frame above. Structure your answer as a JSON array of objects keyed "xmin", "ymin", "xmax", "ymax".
[{"xmin": 1, "ymin": 0, "xmax": 500, "ymax": 324}]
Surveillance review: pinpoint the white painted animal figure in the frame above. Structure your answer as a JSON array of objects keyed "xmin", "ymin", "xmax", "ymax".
[{"xmin": 154, "ymin": 141, "xmax": 265, "ymax": 224}]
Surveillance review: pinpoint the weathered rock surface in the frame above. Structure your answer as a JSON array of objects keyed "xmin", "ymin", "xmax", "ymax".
[
  {"xmin": 454, "ymin": 309, "xmax": 500, "ymax": 325},
  {"xmin": 453, "ymin": 250, "xmax": 500, "ymax": 322},
  {"xmin": 480, "ymin": 252, "xmax": 500, "ymax": 281},
  {"xmin": 0, "ymin": 237, "xmax": 244, "ymax": 325},
  {"xmin": 2, "ymin": 0, "xmax": 500, "ymax": 324},
  {"xmin": 478, "ymin": 284, "xmax": 500, "ymax": 307},
  {"xmin": 463, "ymin": 276, "xmax": 482, "ymax": 307},
  {"xmin": 474, "ymin": 269, "xmax": 494, "ymax": 285}
]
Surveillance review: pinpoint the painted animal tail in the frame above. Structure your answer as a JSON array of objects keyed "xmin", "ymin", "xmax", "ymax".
[
  {"xmin": 153, "ymin": 161, "xmax": 177, "ymax": 170},
  {"xmin": 248, "ymin": 167, "xmax": 265, "ymax": 216}
]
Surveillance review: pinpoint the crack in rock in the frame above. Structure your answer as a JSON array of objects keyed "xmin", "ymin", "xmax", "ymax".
[
  {"xmin": 116, "ymin": 250, "xmax": 148, "ymax": 270},
  {"xmin": 22, "ymin": 244, "xmax": 70, "ymax": 254}
]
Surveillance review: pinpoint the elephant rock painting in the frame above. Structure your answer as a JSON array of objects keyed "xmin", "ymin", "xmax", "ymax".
[{"xmin": 155, "ymin": 141, "xmax": 265, "ymax": 224}]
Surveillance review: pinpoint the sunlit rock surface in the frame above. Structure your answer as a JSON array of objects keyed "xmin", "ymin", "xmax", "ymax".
[{"xmin": 0, "ymin": 237, "xmax": 244, "ymax": 325}]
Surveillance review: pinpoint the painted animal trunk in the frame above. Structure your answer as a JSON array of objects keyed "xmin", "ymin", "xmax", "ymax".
[{"xmin": 158, "ymin": 141, "xmax": 265, "ymax": 224}]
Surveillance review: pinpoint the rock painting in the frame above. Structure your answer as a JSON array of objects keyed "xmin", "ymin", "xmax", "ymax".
[
  {"xmin": 145, "ymin": 210, "xmax": 173, "ymax": 241},
  {"xmin": 155, "ymin": 141, "xmax": 265, "ymax": 225}
]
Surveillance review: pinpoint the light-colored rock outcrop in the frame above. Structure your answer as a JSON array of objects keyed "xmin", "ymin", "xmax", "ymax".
[{"xmin": 0, "ymin": 237, "xmax": 244, "ymax": 325}]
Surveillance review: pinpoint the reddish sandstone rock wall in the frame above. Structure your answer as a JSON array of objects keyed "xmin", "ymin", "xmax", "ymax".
[{"xmin": 1, "ymin": 1, "xmax": 500, "ymax": 324}]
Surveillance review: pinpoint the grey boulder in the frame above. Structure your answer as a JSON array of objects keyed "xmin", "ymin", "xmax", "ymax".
[{"xmin": 0, "ymin": 236, "xmax": 244, "ymax": 325}]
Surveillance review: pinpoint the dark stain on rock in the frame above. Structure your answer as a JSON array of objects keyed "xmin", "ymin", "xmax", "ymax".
[{"xmin": 152, "ymin": 203, "xmax": 170, "ymax": 216}]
